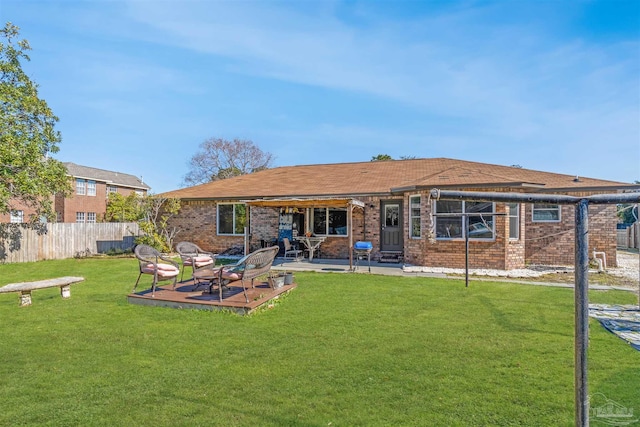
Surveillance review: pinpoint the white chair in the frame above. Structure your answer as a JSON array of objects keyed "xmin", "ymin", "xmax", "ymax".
[{"xmin": 282, "ymin": 237, "xmax": 303, "ymax": 260}]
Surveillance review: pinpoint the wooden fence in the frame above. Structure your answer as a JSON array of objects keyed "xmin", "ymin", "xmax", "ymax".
[
  {"xmin": 617, "ymin": 223, "xmax": 639, "ymax": 249},
  {"xmin": 0, "ymin": 222, "xmax": 140, "ymax": 263}
]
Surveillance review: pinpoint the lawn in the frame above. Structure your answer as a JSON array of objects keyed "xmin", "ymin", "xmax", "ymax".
[{"xmin": 0, "ymin": 257, "xmax": 638, "ymax": 426}]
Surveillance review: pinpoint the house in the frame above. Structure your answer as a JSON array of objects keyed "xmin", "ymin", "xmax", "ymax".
[
  {"xmin": 161, "ymin": 158, "xmax": 640, "ymax": 269},
  {"xmin": 56, "ymin": 163, "xmax": 151, "ymax": 223},
  {"xmin": 1, "ymin": 162, "xmax": 151, "ymax": 223}
]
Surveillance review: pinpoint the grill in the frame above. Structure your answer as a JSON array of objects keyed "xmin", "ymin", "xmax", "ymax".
[{"xmin": 353, "ymin": 241, "xmax": 373, "ymax": 272}]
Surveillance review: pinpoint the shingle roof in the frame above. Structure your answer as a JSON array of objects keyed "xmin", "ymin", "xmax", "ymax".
[
  {"xmin": 160, "ymin": 158, "xmax": 637, "ymax": 200},
  {"xmin": 63, "ymin": 162, "xmax": 151, "ymax": 190}
]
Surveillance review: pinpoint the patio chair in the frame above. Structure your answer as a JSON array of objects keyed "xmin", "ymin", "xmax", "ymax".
[
  {"xmin": 215, "ymin": 246, "xmax": 279, "ymax": 303},
  {"xmin": 282, "ymin": 237, "xmax": 303, "ymax": 260},
  {"xmin": 176, "ymin": 241, "xmax": 216, "ymax": 283},
  {"xmin": 133, "ymin": 244, "xmax": 180, "ymax": 297}
]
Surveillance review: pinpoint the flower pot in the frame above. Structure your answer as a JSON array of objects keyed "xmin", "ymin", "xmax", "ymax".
[
  {"xmin": 269, "ymin": 275, "xmax": 285, "ymax": 289},
  {"xmin": 283, "ymin": 272, "xmax": 294, "ymax": 285}
]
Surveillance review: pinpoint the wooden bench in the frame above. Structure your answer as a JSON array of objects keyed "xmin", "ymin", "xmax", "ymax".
[{"xmin": 0, "ymin": 276, "xmax": 85, "ymax": 306}]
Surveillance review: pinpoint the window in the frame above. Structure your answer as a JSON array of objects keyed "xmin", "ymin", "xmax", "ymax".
[
  {"xmin": 312, "ymin": 208, "xmax": 348, "ymax": 236},
  {"xmin": 10, "ymin": 210, "xmax": 24, "ymax": 223},
  {"xmin": 87, "ymin": 212, "xmax": 96, "ymax": 223},
  {"xmin": 87, "ymin": 180, "xmax": 96, "ymax": 196},
  {"xmin": 217, "ymin": 203, "xmax": 246, "ymax": 235},
  {"xmin": 532, "ymin": 204, "xmax": 560, "ymax": 222},
  {"xmin": 508, "ymin": 203, "xmax": 520, "ymax": 240},
  {"xmin": 76, "ymin": 212, "xmax": 85, "ymax": 223},
  {"xmin": 107, "ymin": 185, "xmax": 117, "ymax": 195},
  {"xmin": 434, "ymin": 200, "xmax": 495, "ymax": 240},
  {"xmin": 76, "ymin": 179, "xmax": 86, "ymax": 195},
  {"xmin": 135, "ymin": 190, "xmax": 144, "ymax": 197},
  {"xmin": 409, "ymin": 195, "xmax": 421, "ymax": 238}
]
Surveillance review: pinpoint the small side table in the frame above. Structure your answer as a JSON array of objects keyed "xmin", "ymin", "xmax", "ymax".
[{"xmin": 192, "ymin": 267, "xmax": 222, "ymax": 294}]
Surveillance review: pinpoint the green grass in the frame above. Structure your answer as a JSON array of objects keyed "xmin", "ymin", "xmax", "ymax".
[{"xmin": 0, "ymin": 257, "xmax": 638, "ymax": 426}]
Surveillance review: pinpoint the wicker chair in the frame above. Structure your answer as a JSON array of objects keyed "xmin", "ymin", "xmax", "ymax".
[
  {"xmin": 215, "ymin": 246, "xmax": 279, "ymax": 303},
  {"xmin": 133, "ymin": 244, "xmax": 180, "ymax": 297},
  {"xmin": 176, "ymin": 241, "xmax": 216, "ymax": 283}
]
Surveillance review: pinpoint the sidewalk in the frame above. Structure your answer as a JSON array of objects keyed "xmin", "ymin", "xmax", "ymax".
[
  {"xmin": 271, "ymin": 257, "xmax": 638, "ymax": 292},
  {"xmin": 272, "ymin": 257, "xmax": 427, "ymax": 277}
]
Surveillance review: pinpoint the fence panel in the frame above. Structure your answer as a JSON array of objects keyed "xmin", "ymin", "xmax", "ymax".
[
  {"xmin": 617, "ymin": 223, "xmax": 640, "ymax": 249},
  {"xmin": 0, "ymin": 222, "xmax": 140, "ymax": 263}
]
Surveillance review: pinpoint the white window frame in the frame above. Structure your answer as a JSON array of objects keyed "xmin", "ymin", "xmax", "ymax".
[
  {"xmin": 434, "ymin": 200, "xmax": 496, "ymax": 241},
  {"xmin": 135, "ymin": 190, "xmax": 144, "ymax": 197},
  {"xmin": 107, "ymin": 185, "xmax": 117, "ymax": 195},
  {"xmin": 76, "ymin": 179, "xmax": 86, "ymax": 195},
  {"xmin": 508, "ymin": 203, "xmax": 520, "ymax": 240},
  {"xmin": 87, "ymin": 212, "xmax": 96, "ymax": 223},
  {"xmin": 217, "ymin": 203, "xmax": 247, "ymax": 236},
  {"xmin": 311, "ymin": 207, "xmax": 348, "ymax": 237},
  {"xmin": 10, "ymin": 210, "xmax": 24, "ymax": 223},
  {"xmin": 87, "ymin": 180, "xmax": 96, "ymax": 196},
  {"xmin": 76, "ymin": 212, "xmax": 85, "ymax": 223},
  {"xmin": 409, "ymin": 195, "xmax": 421, "ymax": 239},
  {"xmin": 532, "ymin": 204, "xmax": 561, "ymax": 222}
]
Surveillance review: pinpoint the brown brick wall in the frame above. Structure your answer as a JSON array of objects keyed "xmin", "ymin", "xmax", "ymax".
[
  {"xmin": 0, "ymin": 198, "xmax": 47, "ymax": 223},
  {"xmin": 166, "ymin": 190, "xmax": 619, "ymax": 269},
  {"xmin": 524, "ymin": 203, "xmax": 618, "ymax": 267}
]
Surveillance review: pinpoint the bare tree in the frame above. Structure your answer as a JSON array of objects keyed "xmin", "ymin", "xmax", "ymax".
[{"xmin": 182, "ymin": 138, "xmax": 274, "ymax": 186}]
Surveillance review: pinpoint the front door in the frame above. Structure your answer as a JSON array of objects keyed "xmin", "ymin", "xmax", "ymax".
[{"xmin": 381, "ymin": 201, "xmax": 403, "ymax": 251}]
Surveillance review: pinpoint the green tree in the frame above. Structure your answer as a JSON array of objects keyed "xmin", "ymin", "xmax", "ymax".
[
  {"xmin": 105, "ymin": 193, "xmax": 144, "ymax": 222},
  {"xmin": 0, "ymin": 22, "xmax": 70, "ymax": 222},
  {"xmin": 135, "ymin": 196, "xmax": 181, "ymax": 252},
  {"xmin": 371, "ymin": 154, "xmax": 393, "ymax": 161}
]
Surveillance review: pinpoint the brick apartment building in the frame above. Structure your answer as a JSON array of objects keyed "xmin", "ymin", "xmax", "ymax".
[
  {"xmin": 161, "ymin": 158, "xmax": 640, "ymax": 270},
  {"xmin": 2, "ymin": 162, "xmax": 150, "ymax": 223}
]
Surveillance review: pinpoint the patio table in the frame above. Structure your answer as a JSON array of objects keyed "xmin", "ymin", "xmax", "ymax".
[
  {"xmin": 192, "ymin": 267, "xmax": 222, "ymax": 293},
  {"xmin": 297, "ymin": 236, "xmax": 326, "ymax": 261}
]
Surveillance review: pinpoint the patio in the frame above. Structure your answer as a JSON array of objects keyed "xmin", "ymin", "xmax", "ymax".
[{"xmin": 127, "ymin": 277, "xmax": 296, "ymax": 315}]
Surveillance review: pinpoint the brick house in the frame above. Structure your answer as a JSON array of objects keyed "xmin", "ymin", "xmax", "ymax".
[
  {"xmin": 56, "ymin": 163, "xmax": 151, "ymax": 223},
  {"xmin": 1, "ymin": 162, "xmax": 151, "ymax": 223},
  {"xmin": 161, "ymin": 158, "xmax": 639, "ymax": 269}
]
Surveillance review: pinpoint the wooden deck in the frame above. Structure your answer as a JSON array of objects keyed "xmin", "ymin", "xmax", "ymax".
[{"xmin": 127, "ymin": 278, "xmax": 296, "ymax": 315}]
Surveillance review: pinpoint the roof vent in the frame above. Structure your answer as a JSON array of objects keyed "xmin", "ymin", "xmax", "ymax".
[{"xmin": 573, "ymin": 175, "xmax": 581, "ymax": 182}]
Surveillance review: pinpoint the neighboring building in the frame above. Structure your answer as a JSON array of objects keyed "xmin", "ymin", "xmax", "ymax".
[
  {"xmin": 161, "ymin": 158, "xmax": 640, "ymax": 269},
  {"xmin": 56, "ymin": 163, "xmax": 151, "ymax": 223},
  {"xmin": 0, "ymin": 163, "xmax": 151, "ymax": 223}
]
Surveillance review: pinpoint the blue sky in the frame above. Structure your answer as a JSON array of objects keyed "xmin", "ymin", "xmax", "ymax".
[{"xmin": 3, "ymin": 0, "xmax": 639, "ymax": 193}]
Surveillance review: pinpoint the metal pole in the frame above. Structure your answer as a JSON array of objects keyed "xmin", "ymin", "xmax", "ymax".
[
  {"xmin": 575, "ymin": 199, "xmax": 590, "ymax": 427},
  {"xmin": 465, "ymin": 214, "xmax": 470, "ymax": 287},
  {"xmin": 348, "ymin": 203, "xmax": 353, "ymax": 271}
]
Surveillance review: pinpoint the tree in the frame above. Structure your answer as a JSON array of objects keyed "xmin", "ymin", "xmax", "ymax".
[
  {"xmin": 182, "ymin": 138, "xmax": 274, "ymax": 186},
  {"xmin": 104, "ymin": 193, "xmax": 144, "ymax": 222},
  {"xmin": 135, "ymin": 196, "xmax": 181, "ymax": 252},
  {"xmin": 0, "ymin": 22, "xmax": 70, "ymax": 222},
  {"xmin": 371, "ymin": 154, "xmax": 393, "ymax": 161}
]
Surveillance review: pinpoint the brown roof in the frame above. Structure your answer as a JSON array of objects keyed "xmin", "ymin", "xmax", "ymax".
[
  {"xmin": 64, "ymin": 162, "xmax": 151, "ymax": 190},
  {"xmin": 160, "ymin": 158, "xmax": 638, "ymax": 200}
]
